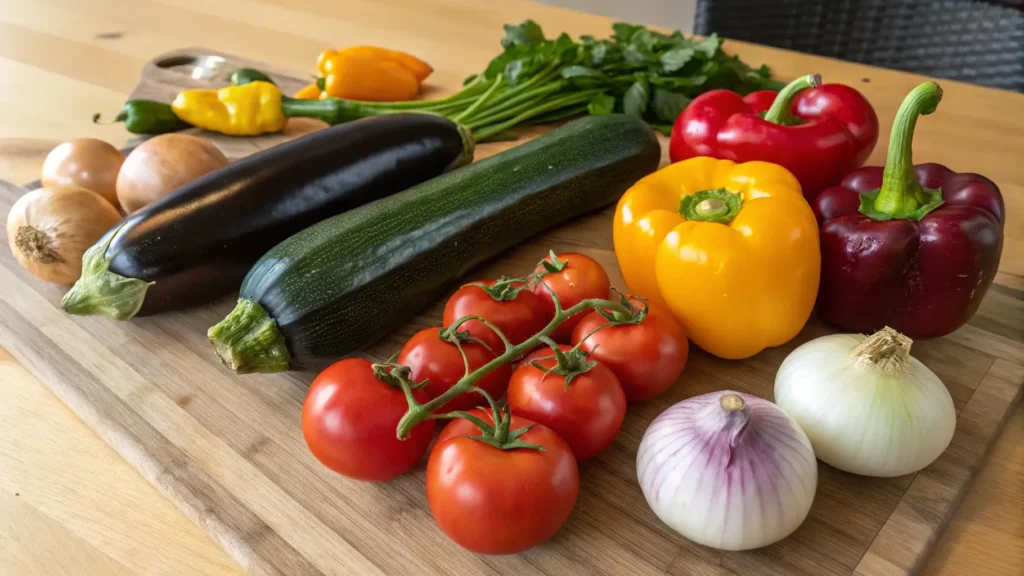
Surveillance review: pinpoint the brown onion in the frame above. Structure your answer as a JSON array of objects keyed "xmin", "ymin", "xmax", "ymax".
[
  {"xmin": 6, "ymin": 186, "xmax": 122, "ymax": 285},
  {"xmin": 115, "ymin": 133, "xmax": 228, "ymax": 213},
  {"xmin": 41, "ymin": 138, "xmax": 125, "ymax": 209}
]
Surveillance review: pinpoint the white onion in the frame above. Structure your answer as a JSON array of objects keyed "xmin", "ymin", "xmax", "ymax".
[
  {"xmin": 774, "ymin": 327, "xmax": 955, "ymax": 478},
  {"xmin": 637, "ymin": 391, "xmax": 817, "ymax": 551}
]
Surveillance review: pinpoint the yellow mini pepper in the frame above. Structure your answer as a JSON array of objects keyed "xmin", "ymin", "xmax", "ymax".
[
  {"xmin": 171, "ymin": 81, "xmax": 287, "ymax": 136},
  {"xmin": 614, "ymin": 157, "xmax": 820, "ymax": 359}
]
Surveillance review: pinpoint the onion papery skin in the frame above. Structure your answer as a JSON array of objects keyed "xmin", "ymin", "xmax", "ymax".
[
  {"xmin": 774, "ymin": 333, "xmax": 956, "ymax": 477},
  {"xmin": 637, "ymin": 391, "xmax": 817, "ymax": 551}
]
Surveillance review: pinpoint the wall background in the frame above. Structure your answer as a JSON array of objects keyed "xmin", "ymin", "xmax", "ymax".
[{"xmin": 537, "ymin": 0, "xmax": 697, "ymax": 32}]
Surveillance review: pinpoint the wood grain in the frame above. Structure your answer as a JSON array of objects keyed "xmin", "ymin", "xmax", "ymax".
[
  {"xmin": 0, "ymin": 0, "xmax": 1022, "ymax": 575},
  {"xmin": 0, "ymin": 347, "xmax": 241, "ymax": 576}
]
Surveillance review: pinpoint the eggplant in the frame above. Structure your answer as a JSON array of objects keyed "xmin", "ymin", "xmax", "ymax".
[{"xmin": 61, "ymin": 114, "xmax": 472, "ymax": 320}]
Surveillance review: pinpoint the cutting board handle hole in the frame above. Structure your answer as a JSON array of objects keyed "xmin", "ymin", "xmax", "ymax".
[{"xmin": 155, "ymin": 54, "xmax": 229, "ymax": 80}]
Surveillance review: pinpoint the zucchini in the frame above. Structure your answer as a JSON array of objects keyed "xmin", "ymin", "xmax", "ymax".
[
  {"xmin": 208, "ymin": 114, "xmax": 661, "ymax": 374},
  {"xmin": 61, "ymin": 113, "xmax": 472, "ymax": 320}
]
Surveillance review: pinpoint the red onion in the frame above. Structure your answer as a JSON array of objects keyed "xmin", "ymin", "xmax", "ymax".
[{"xmin": 637, "ymin": 390, "xmax": 817, "ymax": 551}]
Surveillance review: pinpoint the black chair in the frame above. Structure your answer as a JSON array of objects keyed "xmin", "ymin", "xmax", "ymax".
[{"xmin": 694, "ymin": 0, "xmax": 1024, "ymax": 92}]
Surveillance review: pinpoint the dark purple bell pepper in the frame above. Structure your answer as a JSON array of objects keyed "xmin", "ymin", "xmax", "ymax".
[{"xmin": 812, "ymin": 82, "xmax": 1004, "ymax": 339}]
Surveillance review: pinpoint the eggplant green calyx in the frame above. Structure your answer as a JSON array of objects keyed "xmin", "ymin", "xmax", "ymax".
[
  {"xmin": 61, "ymin": 227, "xmax": 153, "ymax": 321},
  {"xmin": 763, "ymin": 73, "xmax": 820, "ymax": 126},
  {"xmin": 208, "ymin": 299, "xmax": 290, "ymax": 374},
  {"xmin": 680, "ymin": 188, "xmax": 743, "ymax": 224},
  {"xmin": 449, "ymin": 123, "xmax": 476, "ymax": 172},
  {"xmin": 861, "ymin": 82, "xmax": 945, "ymax": 221}
]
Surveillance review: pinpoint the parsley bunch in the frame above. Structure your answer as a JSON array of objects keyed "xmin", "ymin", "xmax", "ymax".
[{"xmin": 342, "ymin": 21, "xmax": 780, "ymax": 141}]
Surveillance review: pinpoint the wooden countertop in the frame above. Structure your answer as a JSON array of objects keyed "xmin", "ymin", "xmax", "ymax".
[{"xmin": 0, "ymin": 1, "xmax": 1020, "ymax": 574}]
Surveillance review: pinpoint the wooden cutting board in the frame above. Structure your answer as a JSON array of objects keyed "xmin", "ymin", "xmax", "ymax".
[{"xmin": 2, "ymin": 49, "xmax": 1022, "ymax": 576}]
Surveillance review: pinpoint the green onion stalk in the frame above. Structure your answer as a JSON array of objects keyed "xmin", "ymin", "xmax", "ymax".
[{"xmin": 319, "ymin": 66, "xmax": 582, "ymax": 142}]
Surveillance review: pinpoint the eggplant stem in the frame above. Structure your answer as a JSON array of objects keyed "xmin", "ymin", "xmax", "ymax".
[{"xmin": 60, "ymin": 226, "xmax": 153, "ymax": 321}]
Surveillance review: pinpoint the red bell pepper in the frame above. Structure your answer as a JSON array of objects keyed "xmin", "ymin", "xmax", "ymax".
[
  {"xmin": 813, "ymin": 82, "xmax": 1004, "ymax": 339},
  {"xmin": 669, "ymin": 74, "xmax": 879, "ymax": 200}
]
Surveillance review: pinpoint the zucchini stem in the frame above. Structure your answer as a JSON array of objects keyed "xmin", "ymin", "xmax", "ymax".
[{"xmin": 208, "ymin": 299, "xmax": 290, "ymax": 374}]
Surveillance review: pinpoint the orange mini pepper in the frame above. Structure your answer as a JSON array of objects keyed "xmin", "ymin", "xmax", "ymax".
[
  {"xmin": 329, "ymin": 46, "xmax": 432, "ymax": 82},
  {"xmin": 613, "ymin": 157, "xmax": 820, "ymax": 359},
  {"xmin": 325, "ymin": 58, "xmax": 419, "ymax": 101},
  {"xmin": 315, "ymin": 46, "xmax": 431, "ymax": 102},
  {"xmin": 293, "ymin": 83, "xmax": 322, "ymax": 100}
]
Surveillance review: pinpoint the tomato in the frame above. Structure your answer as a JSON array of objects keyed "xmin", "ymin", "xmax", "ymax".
[
  {"xmin": 397, "ymin": 327, "xmax": 512, "ymax": 412},
  {"xmin": 302, "ymin": 358, "xmax": 435, "ymax": 481},
  {"xmin": 531, "ymin": 252, "xmax": 611, "ymax": 342},
  {"xmin": 426, "ymin": 410, "xmax": 579, "ymax": 554},
  {"xmin": 507, "ymin": 345, "xmax": 626, "ymax": 461},
  {"xmin": 442, "ymin": 280, "xmax": 550, "ymax": 353},
  {"xmin": 571, "ymin": 300, "xmax": 689, "ymax": 402}
]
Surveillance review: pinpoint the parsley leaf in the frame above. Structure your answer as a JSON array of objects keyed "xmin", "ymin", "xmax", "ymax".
[
  {"xmin": 623, "ymin": 79, "xmax": 651, "ymax": 118},
  {"xmin": 501, "ymin": 20, "xmax": 545, "ymax": 48},
  {"xmin": 652, "ymin": 88, "xmax": 691, "ymax": 122}
]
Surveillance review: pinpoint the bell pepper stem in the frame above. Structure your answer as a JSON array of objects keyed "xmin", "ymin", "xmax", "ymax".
[
  {"xmin": 762, "ymin": 74, "xmax": 821, "ymax": 125},
  {"xmin": 92, "ymin": 110, "xmax": 128, "ymax": 125},
  {"xmin": 695, "ymin": 198, "xmax": 728, "ymax": 218},
  {"xmin": 873, "ymin": 82, "xmax": 943, "ymax": 217},
  {"xmin": 680, "ymin": 188, "xmax": 743, "ymax": 224}
]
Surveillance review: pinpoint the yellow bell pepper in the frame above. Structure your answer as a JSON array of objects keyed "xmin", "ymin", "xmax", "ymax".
[
  {"xmin": 171, "ymin": 81, "xmax": 287, "ymax": 136},
  {"xmin": 614, "ymin": 157, "xmax": 820, "ymax": 359}
]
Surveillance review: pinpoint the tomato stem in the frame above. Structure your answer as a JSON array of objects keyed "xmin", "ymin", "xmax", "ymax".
[
  {"xmin": 444, "ymin": 314, "xmax": 515, "ymax": 352},
  {"xmin": 531, "ymin": 336, "xmax": 597, "ymax": 390},
  {"xmin": 539, "ymin": 250, "xmax": 568, "ymax": 274},
  {"xmin": 429, "ymin": 409, "xmax": 495, "ymax": 436},
  {"xmin": 466, "ymin": 269, "xmax": 547, "ymax": 302},
  {"xmin": 395, "ymin": 293, "xmax": 634, "ymax": 440},
  {"xmin": 438, "ymin": 327, "xmax": 495, "ymax": 355},
  {"xmin": 372, "ymin": 363, "xmax": 428, "ymax": 412}
]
